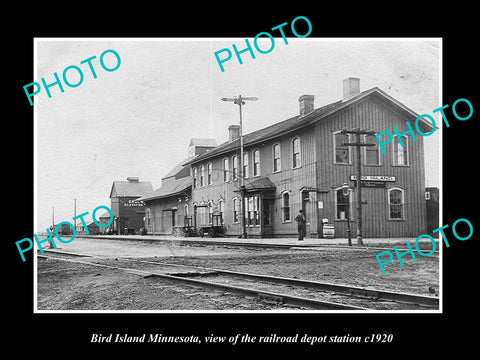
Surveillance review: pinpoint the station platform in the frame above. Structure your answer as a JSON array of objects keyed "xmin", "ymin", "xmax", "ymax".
[{"xmin": 84, "ymin": 233, "xmax": 438, "ymax": 251}]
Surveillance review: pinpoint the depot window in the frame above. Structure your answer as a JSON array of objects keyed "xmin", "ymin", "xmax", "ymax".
[
  {"xmin": 233, "ymin": 197, "xmax": 240, "ymax": 223},
  {"xmin": 388, "ymin": 187, "xmax": 405, "ymax": 220},
  {"xmin": 335, "ymin": 187, "xmax": 352, "ymax": 220},
  {"xmin": 219, "ymin": 199, "xmax": 225, "ymax": 224},
  {"xmin": 393, "ymin": 135, "xmax": 409, "ymax": 166},
  {"xmin": 292, "ymin": 137, "xmax": 301, "ymax": 168},
  {"xmin": 253, "ymin": 150, "xmax": 260, "ymax": 176},
  {"xmin": 245, "ymin": 195, "xmax": 260, "ymax": 226},
  {"xmin": 145, "ymin": 208, "xmax": 151, "ymax": 227},
  {"xmin": 334, "ymin": 131, "xmax": 350, "ymax": 165},
  {"xmin": 243, "ymin": 151, "xmax": 249, "ymax": 178},
  {"xmin": 364, "ymin": 134, "xmax": 381, "ymax": 166},
  {"xmin": 223, "ymin": 158, "xmax": 229, "ymax": 182},
  {"xmin": 232, "ymin": 155, "xmax": 238, "ymax": 180},
  {"xmin": 207, "ymin": 162, "xmax": 213, "ymax": 185},
  {"xmin": 208, "ymin": 201, "xmax": 214, "ymax": 224},
  {"xmin": 193, "ymin": 167, "xmax": 198, "ymax": 188},
  {"xmin": 282, "ymin": 192, "xmax": 291, "ymax": 222},
  {"xmin": 200, "ymin": 165, "xmax": 205, "ymax": 187},
  {"xmin": 273, "ymin": 143, "xmax": 281, "ymax": 172}
]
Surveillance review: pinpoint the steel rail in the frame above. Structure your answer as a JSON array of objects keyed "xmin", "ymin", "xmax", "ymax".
[
  {"xmin": 125, "ymin": 259, "xmax": 439, "ymax": 308},
  {"xmin": 37, "ymin": 253, "xmax": 366, "ymax": 310},
  {"xmin": 38, "ymin": 250, "xmax": 439, "ymax": 308}
]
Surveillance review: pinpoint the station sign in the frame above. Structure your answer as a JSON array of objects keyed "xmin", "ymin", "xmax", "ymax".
[
  {"xmin": 123, "ymin": 199, "xmax": 145, "ymax": 207},
  {"xmin": 350, "ymin": 175, "xmax": 396, "ymax": 188}
]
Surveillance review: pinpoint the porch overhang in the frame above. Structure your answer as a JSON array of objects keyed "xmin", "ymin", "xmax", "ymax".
[{"xmin": 234, "ymin": 177, "xmax": 276, "ymax": 194}]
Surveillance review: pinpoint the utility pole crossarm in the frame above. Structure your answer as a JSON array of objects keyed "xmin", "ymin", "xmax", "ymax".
[
  {"xmin": 340, "ymin": 128, "xmax": 376, "ymax": 135},
  {"xmin": 221, "ymin": 96, "xmax": 258, "ymax": 106},
  {"xmin": 340, "ymin": 127, "xmax": 378, "ymax": 246}
]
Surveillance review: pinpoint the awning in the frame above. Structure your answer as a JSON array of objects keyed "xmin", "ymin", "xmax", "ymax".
[
  {"xmin": 136, "ymin": 177, "xmax": 191, "ymax": 202},
  {"xmin": 234, "ymin": 177, "xmax": 276, "ymax": 193}
]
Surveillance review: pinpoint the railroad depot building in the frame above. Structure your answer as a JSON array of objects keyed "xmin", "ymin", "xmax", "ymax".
[
  {"xmin": 109, "ymin": 177, "xmax": 153, "ymax": 234},
  {"xmin": 184, "ymin": 78, "xmax": 433, "ymax": 238},
  {"xmin": 137, "ymin": 139, "xmax": 217, "ymax": 235}
]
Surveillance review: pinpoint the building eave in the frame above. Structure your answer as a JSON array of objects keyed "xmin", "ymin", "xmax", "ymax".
[{"xmin": 186, "ymin": 87, "xmax": 430, "ymax": 165}]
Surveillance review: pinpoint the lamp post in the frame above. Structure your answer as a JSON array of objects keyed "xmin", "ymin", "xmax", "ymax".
[
  {"xmin": 341, "ymin": 182, "xmax": 352, "ymax": 246},
  {"xmin": 221, "ymin": 95, "xmax": 258, "ymax": 239}
]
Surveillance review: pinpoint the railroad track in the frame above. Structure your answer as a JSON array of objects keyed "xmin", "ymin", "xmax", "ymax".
[{"xmin": 37, "ymin": 250, "xmax": 439, "ymax": 311}]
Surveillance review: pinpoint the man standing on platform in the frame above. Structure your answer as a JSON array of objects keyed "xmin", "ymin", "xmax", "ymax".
[{"xmin": 295, "ymin": 209, "xmax": 306, "ymax": 241}]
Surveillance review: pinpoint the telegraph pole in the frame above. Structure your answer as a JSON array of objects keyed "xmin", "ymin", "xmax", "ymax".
[
  {"xmin": 221, "ymin": 95, "xmax": 258, "ymax": 238},
  {"xmin": 341, "ymin": 128, "xmax": 376, "ymax": 245},
  {"xmin": 74, "ymin": 198, "xmax": 77, "ymax": 231},
  {"xmin": 50, "ymin": 206, "xmax": 55, "ymax": 248}
]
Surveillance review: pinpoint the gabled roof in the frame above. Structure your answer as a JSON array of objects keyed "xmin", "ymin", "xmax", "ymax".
[
  {"xmin": 187, "ymin": 87, "xmax": 430, "ymax": 165},
  {"xmin": 161, "ymin": 157, "xmax": 192, "ymax": 180},
  {"xmin": 243, "ymin": 177, "xmax": 276, "ymax": 192},
  {"xmin": 98, "ymin": 211, "xmax": 112, "ymax": 219},
  {"xmin": 109, "ymin": 180, "xmax": 153, "ymax": 198},
  {"xmin": 136, "ymin": 176, "xmax": 192, "ymax": 202}
]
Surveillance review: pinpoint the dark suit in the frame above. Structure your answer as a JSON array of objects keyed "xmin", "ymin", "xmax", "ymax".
[{"xmin": 295, "ymin": 213, "xmax": 306, "ymax": 240}]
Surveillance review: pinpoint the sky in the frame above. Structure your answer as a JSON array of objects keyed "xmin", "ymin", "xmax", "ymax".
[{"xmin": 35, "ymin": 38, "xmax": 441, "ymax": 231}]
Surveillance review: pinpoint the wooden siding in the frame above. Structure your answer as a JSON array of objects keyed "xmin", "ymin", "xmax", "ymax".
[
  {"xmin": 315, "ymin": 96, "xmax": 426, "ymax": 237},
  {"xmin": 145, "ymin": 195, "xmax": 189, "ymax": 235},
  {"xmin": 191, "ymin": 125, "xmax": 319, "ymax": 237},
  {"xmin": 190, "ymin": 94, "xmax": 428, "ymax": 238}
]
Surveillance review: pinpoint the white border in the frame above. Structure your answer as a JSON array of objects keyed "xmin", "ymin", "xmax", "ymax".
[{"xmin": 33, "ymin": 37, "xmax": 443, "ymax": 314}]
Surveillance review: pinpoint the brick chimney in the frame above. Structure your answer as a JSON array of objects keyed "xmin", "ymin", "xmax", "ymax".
[
  {"xmin": 299, "ymin": 95, "xmax": 314, "ymax": 116},
  {"xmin": 127, "ymin": 177, "xmax": 139, "ymax": 183},
  {"xmin": 343, "ymin": 77, "xmax": 360, "ymax": 101},
  {"xmin": 228, "ymin": 125, "xmax": 240, "ymax": 141}
]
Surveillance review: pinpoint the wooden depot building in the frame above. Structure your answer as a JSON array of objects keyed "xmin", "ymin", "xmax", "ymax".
[
  {"xmin": 109, "ymin": 177, "xmax": 153, "ymax": 234},
  {"xmin": 136, "ymin": 139, "xmax": 217, "ymax": 235},
  {"xmin": 183, "ymin": 78, "xmax": 433, "ymax": 238}
]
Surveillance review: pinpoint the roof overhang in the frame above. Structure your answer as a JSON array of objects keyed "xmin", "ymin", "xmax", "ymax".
[
  {"xmin": 186, "ymin": 87, "xmax": 432, "ymax": 165},
  {"xmin": 136, "ymin": 184, "xmax": 191, "ymax": 202}
]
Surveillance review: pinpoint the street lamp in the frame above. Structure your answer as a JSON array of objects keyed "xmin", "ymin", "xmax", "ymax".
[
  {"xmin": 221, "ymin": 95, "xmax": 258, "ymax": 239},
  {"xmin": 341, "ymin": 183, "xmax": 352, "ymax": 246}
]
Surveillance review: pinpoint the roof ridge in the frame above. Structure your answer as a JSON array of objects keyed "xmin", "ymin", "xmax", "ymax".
[{"xmin": 187, "ymin": 87, "xmax": 420, "ymax": 165}]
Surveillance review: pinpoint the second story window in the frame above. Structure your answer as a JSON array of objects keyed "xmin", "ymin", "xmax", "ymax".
[
  {"xmin": 193, "ymin": 167, "xmax": 198, "ymax": 188},
  {"xmin": 292, "ymin": 137, "xmax": 301, "ymax": 168},
  {"xmin": 232, "ymin": 155, "xmax": 238, "ymax": 180},
  {"xmin": 207, "ymin": 163, "xmax": 213, "ymax": 185},
  {"xmin": 200, "ymin": 165, "xmax": 205, "ymax": 186},
  {"xmin": 253, "ymin": 150, "xmax": 260, "ymax": 176},
  {"xmin": 223, "ymin": 158, "xmax": 229, "ymax": 182},
  {"xmin": 334, "ymin": 132, "xmax": 350, "ymax": 164},
  {"xmin": 365, "ymin": 134, "xmax": 380, "ymax": 165},
  {"xmin": 393, "ymin": 136, "xmax": 409, "ymax": 166},
  {"xmin": 243, "ymin": 151, "xmax": 249, "ymax": 178},
  {"xmin": 273, "ymin": 144, "xmax": 281, "ymax": 172}
]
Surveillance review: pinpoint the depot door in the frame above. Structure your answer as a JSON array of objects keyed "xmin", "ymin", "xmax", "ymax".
[
  {"xmin": 261, "ymin": 198, "xmax": 274, "ymax": 237},
  {"xmin": 301, "ymin": 191, "xmax": 311, "ymax": 237},
  {"xmin": 162, "ymin": 209, "xmax": 176, "ymax": 234}
]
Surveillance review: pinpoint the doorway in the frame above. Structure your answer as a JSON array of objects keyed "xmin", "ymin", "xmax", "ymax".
[
  {"xmin": 301, "ymin": 191, "xmax": 311, "ymax": 238},
  {"xmin": 261, "ymin": 197, "xmax": 274, "ymax": 237}
]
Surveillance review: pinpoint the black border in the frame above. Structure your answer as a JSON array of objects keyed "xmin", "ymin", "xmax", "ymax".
[{"xmin": 8, "ymin": 7, "xmax": 478, "ymax": 354}]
